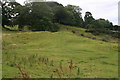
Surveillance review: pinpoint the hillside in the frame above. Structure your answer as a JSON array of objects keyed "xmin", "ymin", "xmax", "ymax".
[{"xmin": 2, "ymin": 25, "xmax": 118, "ymax": 78}]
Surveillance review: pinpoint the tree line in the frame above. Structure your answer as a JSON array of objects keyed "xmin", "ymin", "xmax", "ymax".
[{"xmin": 2, "ymin": 0, "xmax": 119, "ymax": 32}]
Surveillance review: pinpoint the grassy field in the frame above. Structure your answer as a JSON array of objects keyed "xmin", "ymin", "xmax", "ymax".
[{"xmin": 2, "ymin": 26, "xmax": 118, "ymax": 78}]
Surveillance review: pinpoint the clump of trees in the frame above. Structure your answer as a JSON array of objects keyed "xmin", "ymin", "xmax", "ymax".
[
  {"xmin": 85, "ymin": 18, "xmax": 113, "ymax": 34},
  {"xmin": 2, "ymin": 0, "xmax": 83, "ymax": 32},
  {"xmin": 84, "ymin": 11, "xmax": 119, "ymax": 34},
  {"xmin": 2, "ymin": 0, "xmax": 60, "ymax": 32},
  {"xmin": 2, "ymin": 0, "xmax": 119, "ymax": 32}
]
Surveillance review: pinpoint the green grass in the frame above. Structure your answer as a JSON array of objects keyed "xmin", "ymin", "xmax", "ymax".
[
  {"xmin": 2, "ymin": 26, "xmax": 118, "ymax": 78},
  {"xmin": 59, "ymin": 24, "xmax": 118, "ymax": 43}
]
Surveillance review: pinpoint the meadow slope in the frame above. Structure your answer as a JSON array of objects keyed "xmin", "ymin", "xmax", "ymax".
[{"xmin": 2, "ymin": 30, "xmax": 118, "ymax": 78}]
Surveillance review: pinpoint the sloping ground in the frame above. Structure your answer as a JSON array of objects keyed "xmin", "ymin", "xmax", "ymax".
[
  {"xmin": 2, "ymin": 29, "xmax": 118, "ymax": 78},
  {"xmin": 59, "ymin": 24, "xmax": 118, "ymax": 43}
]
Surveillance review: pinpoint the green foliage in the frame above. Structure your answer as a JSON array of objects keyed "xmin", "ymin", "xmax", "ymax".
[
  {"xmin": 15, "ymin": 2, "xmax": 59, "ymax": 31},
  {"xmin": 84, "ymin": 11, "xmax": 95, "ymax": 28},
  {"xmin": 46, "ymin": 2, "xmax": 63, "ymax": 7},
  {"xmin": 86, "ymin": 19, "xmax": 113, "ymax": 34},
  {"xmin": 15, "ymin": 5, "xmax": 30, "ymax": 30},
  {"xmin": 52, "ymin": 5, "xmax": 84, "ymax": 27},
  {"xmin": 65, "ymin": 5, "xmax": 84, "ymax": 27},
  {"xmin": 2, "ymin": 1, "xmax": 115, "ymax": 33},
  {"xmin": 2, "ymin": 1, "xmax": 21, "ymax": 27},
  {"xmin": 53, "ymin": 6, "xmax": 69, "ymax": 24},
  {"xmin": 112, "ymin": 25, "xmax": 120, "ymax": 31}
]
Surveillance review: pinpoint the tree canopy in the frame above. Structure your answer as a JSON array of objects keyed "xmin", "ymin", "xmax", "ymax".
[{"xmin": 2, "ymin": 0, "xmax": 117, "ymax": 32}]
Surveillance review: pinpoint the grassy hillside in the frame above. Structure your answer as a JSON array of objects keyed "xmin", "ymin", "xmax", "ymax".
[
  {"xmin": 2, "ymin": 25, "xmax": 118, "ymax": 78},
  {"xmin": 59, "ymin": 24, "xmax": 118, "ymax": 43}
]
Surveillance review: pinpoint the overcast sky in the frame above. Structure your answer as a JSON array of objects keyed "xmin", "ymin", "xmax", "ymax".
[{"xmin": 16, "ymin": 0, "xmax": 119, "ymax": 25}]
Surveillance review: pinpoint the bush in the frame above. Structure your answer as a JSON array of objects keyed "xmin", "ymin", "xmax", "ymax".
[
  {"xmin": 92, "ymin": 37, "xmax": 96, "ymax": 40},
  {"xmin": 29, "ymin": 17, "xmax": 59, "ymax": 32},
  {"xmin": 72, "ymin": 30, "xmax": 75, "ymax": 33},
  {"xmin": 80, "ymin": 34, "xmax": 84, "ymax": 36},
  {"xmin": 101, "ymin": 39, "xmax": 108, "ymax": 42}
]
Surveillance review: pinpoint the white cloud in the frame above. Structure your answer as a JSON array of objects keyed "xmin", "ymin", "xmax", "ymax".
[{"xmin": 16, "ymin": 0, "xmax": 119, "ymax": 25}]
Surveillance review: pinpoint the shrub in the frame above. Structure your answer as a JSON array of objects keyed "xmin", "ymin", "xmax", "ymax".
[
  {"xmin": 92, "ymin": 37, "xmax": 96, "ymax": 40},
  {"xmin": 101, "ymin": 39, "xmax": 108, "ymax": 42},
  {"xmin": 80, "ymin": 34, "xmax": 84, "ymax": 36},
  {"xmin": 72, "ymin": 30, "xmax": 75, "ymax": 33}
]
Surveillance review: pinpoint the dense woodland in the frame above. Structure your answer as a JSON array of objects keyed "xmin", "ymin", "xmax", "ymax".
[{"xmin": 1, "ymin": 0, "xmax": 120, "ymax": 33}]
